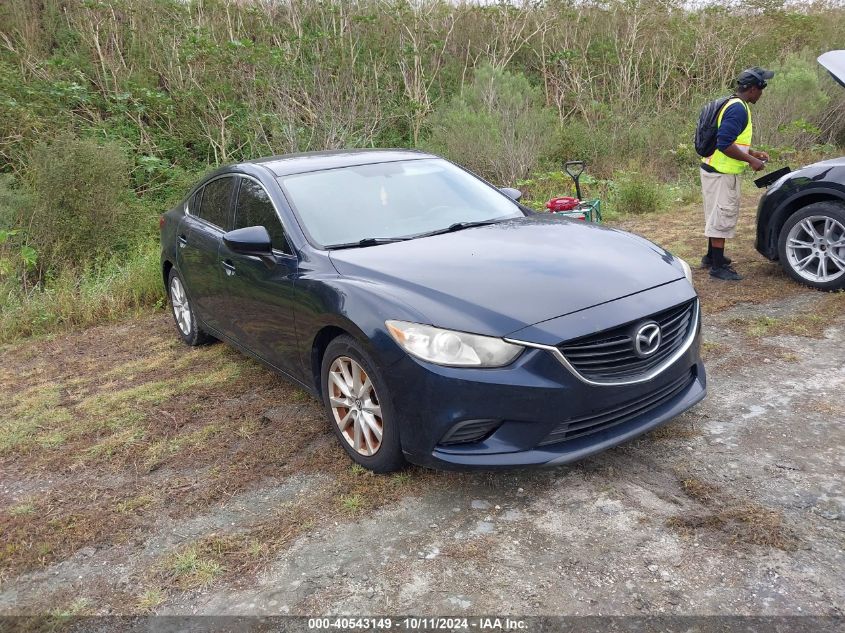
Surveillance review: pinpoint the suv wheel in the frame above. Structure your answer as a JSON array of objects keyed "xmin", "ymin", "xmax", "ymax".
[
  {"xmin": 320, "ymin": 335, "xmax": 406, "ymax": 473},
  {"xmin": 778, "ymin": 201, "xmax": 845, "ymax": 291},
  {"xmin": 167, "ymin": 270, "xmax": 212, "ymax": 346}
]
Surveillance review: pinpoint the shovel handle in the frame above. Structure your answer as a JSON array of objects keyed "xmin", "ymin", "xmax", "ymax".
[
  {"xmin": 564, "ymin": 160, "xmax": 586, "ymax": 180},
  {"xmin": 565, "ymin": 161, "xmax": 586, "ymax": 199}
]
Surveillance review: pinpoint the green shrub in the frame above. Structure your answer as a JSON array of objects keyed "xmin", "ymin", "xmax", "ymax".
[
  {"xmin": 0, "ymin": 242, "xmax": 164, "ymax": 343},
  {"xmin": 551, "ymin": 119, "xmax": 615, "ymax": 178},
  {"xmin": 424, "ymin": 63, "xmax": 556, "ymax": 185},
  {"xmin": 754, "ymin": 52, "xmax": 831, "ymax": 150},
  {"xmin": 0, "ymin": 175, "xmax": 38, "ymax": 282},
  {"xmin": 610, "ymin": 172, "xmax": 667, "ymax": 215},
  {"xmin": 516, "ymin": 171, "xmax": 571, "ymax": 209},
  {"xmin": 0, "ymin": 174, "xmax": 33, "ymax": 230},
  {"xmin": 24, "ymin": 133, "xmax": 144, "ymax": 276},
  {"xmin": 551, "ymin": 113, "xmax": 699, "ymax": 182}
]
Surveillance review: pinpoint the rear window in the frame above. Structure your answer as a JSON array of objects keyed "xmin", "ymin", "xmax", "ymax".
[
  {"xmin": 197, "ymin": 177, "xmax": 234, "ymax": 229},
  {"xmin": 189, "ymin": 188, "xmax": 203, "ymax": 215}
]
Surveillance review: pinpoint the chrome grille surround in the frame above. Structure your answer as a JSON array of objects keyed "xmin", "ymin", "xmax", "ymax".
[{"xmin": 505, "ymin": 299, "xmax": 700, "ymax": 387}]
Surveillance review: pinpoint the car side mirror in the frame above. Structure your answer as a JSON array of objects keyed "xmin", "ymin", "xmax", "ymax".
[
  {"xmin": 223, "ymin": 225, "xmax": 272, "ymax": 256},
  {"xmin": 500, "ymin": 187, "xmax": 523, "ymax": 202}
]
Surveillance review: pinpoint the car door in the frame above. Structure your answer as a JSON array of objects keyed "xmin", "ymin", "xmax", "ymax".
[
  {"xmin": 216, "ymin": 175, "xmax": 300, "ymax": 378},
  {"xmin": 178, "ymin": 175, "xmax": 236, "ymax": 334}
]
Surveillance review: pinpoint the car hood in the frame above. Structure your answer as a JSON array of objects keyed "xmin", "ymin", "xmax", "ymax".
[
  {"xmin": 776, "ymin": 156, "xmax": 844, "ymax": 187},
  {"xmin": 819, "ymin": 50, "xmax": 845, "ymax": 89},
  {"xmin": 328, "ymin": 215, "xmax": 685, "ymax": 337},
  {"xmin": 804, "ymin": 156, "xmax": 845, "ymax": 169}
]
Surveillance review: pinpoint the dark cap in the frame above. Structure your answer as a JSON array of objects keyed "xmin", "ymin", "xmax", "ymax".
[{"xmin": 737, "ymin": 67, "xmax": 775, "ymax": 89}]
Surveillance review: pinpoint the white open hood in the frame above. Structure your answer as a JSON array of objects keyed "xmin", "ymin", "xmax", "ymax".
[{"xmin": 818, "ymin": 50, "xmax": 845, "ymax": 89}]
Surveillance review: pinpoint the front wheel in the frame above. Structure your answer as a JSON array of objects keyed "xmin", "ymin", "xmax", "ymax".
[
  {"xmin": 777, "ymin": 202, "xmax": 845, "ymax": 291},
  {"xmin": 320, "ymin": 335, "xmax": 406, "ymax": 473}
]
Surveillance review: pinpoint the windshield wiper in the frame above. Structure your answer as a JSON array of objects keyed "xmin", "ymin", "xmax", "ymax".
[
  {"xmin": 328, "ymin": 220, "xmax": 505, "ymax": 249},
  {"xmin": 414, "ymin": 219, "xmax": 503, "ymax": 239},
  {"xmin": 328, "ymin": 237, "xmax": 410, "ymax": 250}
]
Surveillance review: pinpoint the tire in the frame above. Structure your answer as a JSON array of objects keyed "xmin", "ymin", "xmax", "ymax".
[
  {"xmin": 777, "ymin": 201, "xmax": 845, "ymax": 291},
  {"xmin": 320, "ymin": 335, "xmax": 406, "ymax": 473},
  {"xmin": 167, "ymin": 269, "xmax": 212, "ymax": 346}
]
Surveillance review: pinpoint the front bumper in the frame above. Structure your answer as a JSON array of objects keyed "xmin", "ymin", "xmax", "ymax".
[
  {"xmin": 755, "ymin": 190, "xmax": 778, "ymax": 260},
  {"xmin": 426, "ymin": 363, "xmax": 704, "ymax": 469},
  {"xmin": 385, "ymin": 282, "xmax": 706, "ymax": 470}
]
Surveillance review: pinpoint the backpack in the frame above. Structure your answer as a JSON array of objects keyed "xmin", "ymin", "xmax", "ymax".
[{"xmin": 694, "ymin": 96, "xmax": 731, "ymax": 157}]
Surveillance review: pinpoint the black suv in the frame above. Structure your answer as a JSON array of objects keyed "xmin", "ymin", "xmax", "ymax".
[{"xmin": 756, "ymin": 50, "xmax": 845, "ymax": 291}]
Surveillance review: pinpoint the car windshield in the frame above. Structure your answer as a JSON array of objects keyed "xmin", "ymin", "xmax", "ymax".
[{"xmin": 278, "ymin": 158, "xmax": 524, "ymax": 248}]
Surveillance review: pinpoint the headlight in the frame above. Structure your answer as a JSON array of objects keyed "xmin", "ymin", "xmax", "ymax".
[
  {"xmin": 678, "ymin": 257, "xmax": 693, "ymax": 283},
  {"xmin": 385, "ymin": 320, "xmax": 523, "ymax": 367}
]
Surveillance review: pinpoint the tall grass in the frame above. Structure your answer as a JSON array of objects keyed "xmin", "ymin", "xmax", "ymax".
[{"xmin": 0, "ymin": 243, "xmax": 164, "ymax": 343}]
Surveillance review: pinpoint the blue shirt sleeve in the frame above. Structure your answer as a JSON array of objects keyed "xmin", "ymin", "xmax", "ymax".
[{"xmin": 716, "ymin": 102, "xmax": 748, "ymax": 151}]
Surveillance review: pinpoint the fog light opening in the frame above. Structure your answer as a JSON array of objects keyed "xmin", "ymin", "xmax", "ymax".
[{"xmin": 438, "ymin": 419, "xmax": 502, "ymax": 446}]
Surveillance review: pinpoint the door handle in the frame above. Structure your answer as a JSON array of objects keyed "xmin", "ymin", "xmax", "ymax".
[
  {"xmin": 177, "ymin": 234, "xmax": 188, "ymax": 248},
  {"xmin": 221, "ymin": 260, "xmax": 236, "ymax": 276}
]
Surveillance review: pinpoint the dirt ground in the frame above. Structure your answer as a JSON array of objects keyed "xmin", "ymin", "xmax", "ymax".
[{"xmin": 1, "ymin": 199, "xmax": 843, "ymax": 617}]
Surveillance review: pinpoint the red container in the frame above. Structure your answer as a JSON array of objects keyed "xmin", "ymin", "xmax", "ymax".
[{"xmin": 546, "ymin": 196, "xmax": 579, "ymax": 212}]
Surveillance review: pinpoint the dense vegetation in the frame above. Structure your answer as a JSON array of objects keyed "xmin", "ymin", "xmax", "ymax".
[{"xmin": 1, "ymin": 0, "xmax": 843, "ymax": 340}]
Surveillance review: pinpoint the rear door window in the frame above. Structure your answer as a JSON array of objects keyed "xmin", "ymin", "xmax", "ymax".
[
  {"xmin": 188, "ymin": 188, "xmax": 203, "ymax": 215},
  {"xmin": 234, "ymin": 178, "xmax": 291, "ymax": 254},
  {"xmin": 197, "ymin": 177, "xmax": 234, "ymax": 229}
]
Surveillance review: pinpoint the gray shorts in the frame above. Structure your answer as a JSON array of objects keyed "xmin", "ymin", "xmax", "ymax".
[{"xmin": 700, "ymin": 168, "xmax": 741, "ymax": 239}]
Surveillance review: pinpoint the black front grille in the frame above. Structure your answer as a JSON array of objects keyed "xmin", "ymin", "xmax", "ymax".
[
  {"xmin": 538, "ymin": 369, "xmax": 695, "ymax": 446},
  {"xmin": 558, "ymin": 299, "xmax": 696, "ymax": 381}
]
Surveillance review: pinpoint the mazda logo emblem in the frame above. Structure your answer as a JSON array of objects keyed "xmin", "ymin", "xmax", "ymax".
[{"xmin": 634, "ymin": 322, "xmax": 662, "ymax": 357}]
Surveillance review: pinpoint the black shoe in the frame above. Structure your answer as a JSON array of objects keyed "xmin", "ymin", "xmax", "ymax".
[
  {"xmin": 701, "ymin": 254, "xmax": 732, "ymax": 269},
  {"xmin": 709, "ymin": 264, "xmax": 742, "ymax": 281}
]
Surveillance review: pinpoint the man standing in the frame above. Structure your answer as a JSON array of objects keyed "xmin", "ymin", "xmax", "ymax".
[{"xmin": 700, "ymin": 67, "xmax": 773, "ymax": 281}]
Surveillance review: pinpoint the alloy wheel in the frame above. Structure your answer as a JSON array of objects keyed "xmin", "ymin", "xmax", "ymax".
[
  {"xmin": 785, "ymin": 215, "xmax": 845, "ymax": 284},
  {"xmin": 328, "ymin": 356, "xmax": 383, "ymax": 456},
  {"xmin": 170, "ymin": 276, "xmax": 192, "ymax": 336}
]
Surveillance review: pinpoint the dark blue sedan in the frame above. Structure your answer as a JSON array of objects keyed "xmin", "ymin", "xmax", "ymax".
[{"xmin": 160, "ymin": 150, "xmax": 705, "ymax": 472}]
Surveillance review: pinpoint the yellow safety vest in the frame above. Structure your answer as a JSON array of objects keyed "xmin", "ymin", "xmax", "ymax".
[{"xmin": 702, "ymin": 97, "xmax": 752, "ymax": 175}]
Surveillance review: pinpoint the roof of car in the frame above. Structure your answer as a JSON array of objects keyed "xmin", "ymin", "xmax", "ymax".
[{"xmin": 249, "ymin": 149, "xmax": 438, "ymax": 177}]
